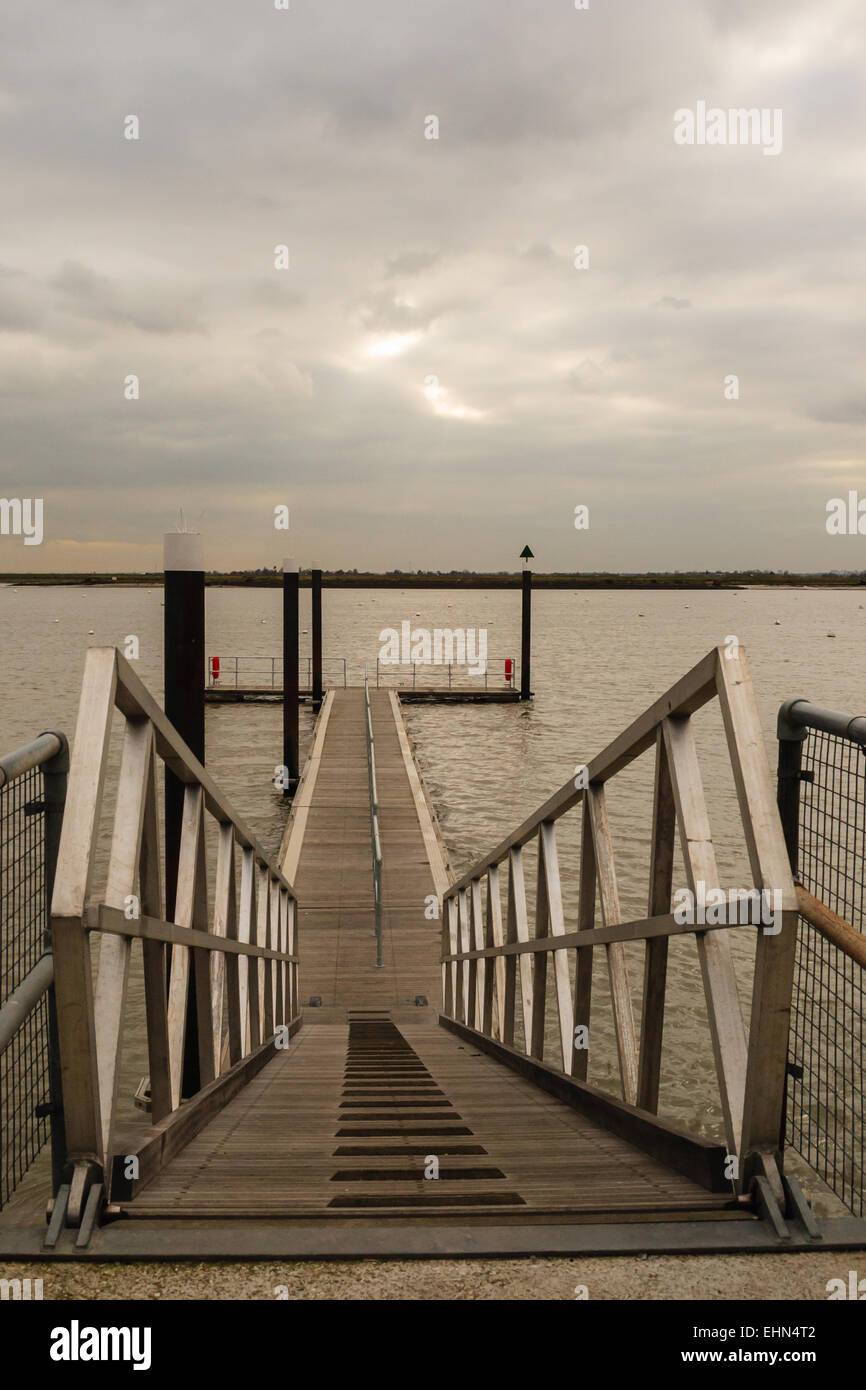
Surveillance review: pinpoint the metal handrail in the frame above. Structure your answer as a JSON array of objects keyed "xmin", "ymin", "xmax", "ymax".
[
  {"xmin": 778, "ymin": 697, "xmax": 866, "ymax": 746},
  {"xmin": 0, "ymin": 732, "xmax": 64, "ymax": 788},
  {"xmin": 375, "ymin": 655, "xmax": 519, "ymax": 690},
  {"xmin": 0, "ymin": 955, "xmax": 55, "ymax": 1054},
  {"xmin": 364, "ymin": 664, "xmax": 383, "ymax": 968},
  {"xmin": 0, "ymin": 732, "xmax": 68, "ymax": 1029},
  {"xmin": 0, "ymin": 730, "xmax": 68, "ymax": 1202},
  {"xmin": 207, "ymin": 656, "xmax": 348, "ymax": 689},
  {"xmin": 777, "ymin": 694, "xmax": 866, "ymax": 1215}
]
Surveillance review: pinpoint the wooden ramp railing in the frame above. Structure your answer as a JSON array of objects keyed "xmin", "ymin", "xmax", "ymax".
[
  {"xmin": 440, "ymin": 645, "xmax": 798, "ymax": 1199},
  {"xmin": 49, "ymin": 648, "xmax": 300, "ymax": 1233}
]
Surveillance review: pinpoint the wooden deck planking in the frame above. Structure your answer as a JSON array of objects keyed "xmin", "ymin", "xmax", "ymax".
[{"xmin": 123, "ymin": 1018, "xmax": 738, "ymax": 1218}]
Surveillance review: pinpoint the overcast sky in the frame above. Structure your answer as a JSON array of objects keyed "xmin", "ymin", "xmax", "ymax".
[{"xmin": 2, "ymin": 0, "xmax": 864, "ymax": 573}]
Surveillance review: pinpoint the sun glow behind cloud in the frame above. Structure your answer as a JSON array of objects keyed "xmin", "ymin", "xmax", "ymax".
[
  {"xmin": 422, "ymin": 376, "xmax": 484, "ymax": 420},
  {"xmin": 363, "ymin": 332, "xmax": 420, "ymax": 359}
]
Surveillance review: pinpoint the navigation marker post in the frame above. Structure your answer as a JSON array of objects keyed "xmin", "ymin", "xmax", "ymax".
[{"xmin": 520, "ymin": 546, "xmax": 533, "ymax": 701}]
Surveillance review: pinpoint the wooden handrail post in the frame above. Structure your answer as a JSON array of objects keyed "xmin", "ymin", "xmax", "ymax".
[
  {"xmin": 50, "ymin": 648, "xmax": 118, "ymax": 1205},
  {"xmin": 717, "ymin": 648, "xmax": 799, "ymax": 1192},
  {"xmin": 637, "ymin": 730, "xmax": 676, "ymax": 1113}
]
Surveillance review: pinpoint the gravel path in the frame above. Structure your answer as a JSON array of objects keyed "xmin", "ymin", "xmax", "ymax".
[{"xmin": 1, "ymin": 1252, "xmax": 855, "ymax": 1301}]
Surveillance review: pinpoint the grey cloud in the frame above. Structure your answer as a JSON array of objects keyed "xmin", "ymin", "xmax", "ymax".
[
  {"xmin": 384, "ymin": 251, "xmax": 441, "ymax": 279},
  {"xmin": 0, "ymin": 265, "xmax": 43, "ymax": 332},
  {"xmin": 567, "ymin": 360, "xmax": 605, "ymax": 394},
  {"xmin": 0, "ymin": 0, "xmax": 863, "ymax": 573},
  {"xmin": 521, "ymin": 243, "xmax": 558, "ymax": 262},
  {"xmin": 51, "ymin": 261, "xmax": 205, "ymax": 334},
  {"xmin": 808, "ymin": 396, "xmax": 866, "ymax": 426},
  {"xmin": 355, "ymin": 290, "xmax": 439, "ymax": 335}
]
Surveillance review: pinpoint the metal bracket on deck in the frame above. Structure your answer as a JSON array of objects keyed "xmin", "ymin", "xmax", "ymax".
[
  {"xmin": 75, "ymin": 1183, "xmax": 105, "ymax": 1249},
  {"xmin": 67, "ymin": 1159, "xmax": 101, "ymax": 1226},
  {"xmin": 752, "ymin": 1176, "xmax": 791, "ymax": 1241},
  {"xmin": 44, "ymin": 1158, "xmax": 104, "ymax": 1246},
  {"xmin": 43, "ymin": 1184, "xmax": 70, "ymax": 1249},
  {"xmin": 783, "ymin": 1176, "xmax": 823, "ymax": 1242},
  {"xmin": 743, "ymin": 1146, "xmax": 786, "ymax": 1206},
  {"xmin": 746, "ymin": 1147, "xmax": 792, "ymax": 1239},
  {"xmin": 748, "ymin": 1158, "xmax": 824, "ymax": 1245}
]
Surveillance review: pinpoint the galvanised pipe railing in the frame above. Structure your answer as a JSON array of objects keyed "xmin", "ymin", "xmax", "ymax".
[
  {"xmin": 0, "ymin": 730, "xmax": 68, "ymax": 1206},
  {"xmin": 777, "ymin": 696, "xmax": 866, "ymax": 1215},
  {"xmin": 374, "ymin": 655, "xmax": 519, "ymax": 690},
  {"xmin": 207, "ymin": 657, "xmax": 348, "ymax": 689}
]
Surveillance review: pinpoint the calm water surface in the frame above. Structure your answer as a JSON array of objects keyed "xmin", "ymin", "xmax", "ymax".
[{"xmin": 2, "ymin": 584, "xmax": 862, "ymax": 1210}]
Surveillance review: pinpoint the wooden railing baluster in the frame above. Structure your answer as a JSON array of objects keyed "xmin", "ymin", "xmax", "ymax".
[
  {"xmin": 457, "ymin": 887, "xmax": 471, "ymax": 1025},
  {"xmin": 470, "ymin": 877, "xmax": 484, "ymax": 1030},
  {"xmin": 257, "ymin": 864, "xmax": 274, "ymax": 1040},
  {"xmin": 93, "ymin": 717, "xmax": 154, "ymax": 1156},
  {"xmin": 487, "ymin": 863, "xmax": 505, "ymax": 1041},
  {"xmin": 240, "ymin": 848, "xmax": 260, "ymax": 1052},
  {"xmin": 530, "ymin": 829, "xmax": 549, "ymax": 1060},
  {"xmin": 662, "ymin": 714, "xmax": 747, "ymax": 1155},
  {"xmin": 586, "ymin": 785, "xmax": 639, "ymax": 1104},
  {"xmin": 571, "ymin": 801, "xmax": 596, "ymax": 1080},
  {"xmin": 139, "ymin": 739, "xmax": 171, "ymax": 1121},
  {"xmin": 637, "ymin": 730, "xmax": 676, "ymax": 1113}
]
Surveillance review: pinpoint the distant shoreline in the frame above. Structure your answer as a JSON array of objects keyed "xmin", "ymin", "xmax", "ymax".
[{"xmin": 1, "ymin": 571, "xmax": 864, "ymax": 590}]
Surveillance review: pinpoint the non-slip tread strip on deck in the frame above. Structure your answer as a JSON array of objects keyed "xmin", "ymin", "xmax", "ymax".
[{"xmin": 330, "ymin": 1016, "xmax": 526, "ymax": 1210}]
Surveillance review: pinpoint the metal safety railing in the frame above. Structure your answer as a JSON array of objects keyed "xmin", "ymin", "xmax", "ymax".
[
  {"xmin": 364, "ymin": 666, "xmax": 383, "ymax": 968},
  {"xmin": 0, "ymin": 732, "xmax": 68, "ymax": 1209},
  {"xmin": 375, "ymin": 655, "xmax": 518, "ymax": 691},
  {"xmin": 778, "ymin": 699, "xmax": 866, "ymax": 1215},
  {"xmin": 207, "ymin": 656, "xmax": 348, "ymax": 689}
]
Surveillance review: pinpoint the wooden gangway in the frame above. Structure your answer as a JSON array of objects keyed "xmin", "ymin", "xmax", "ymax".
[
  {"xmin": 7, "ymin": 647, "xmax": 866, "ymax": 1257},
  {"xmin": 115, "ymin": 689, "xmax": 738, "ymax": 1232},
  {"xmin": 279, "ymin": 688, "xmax": 446, "ymax": 1010}
]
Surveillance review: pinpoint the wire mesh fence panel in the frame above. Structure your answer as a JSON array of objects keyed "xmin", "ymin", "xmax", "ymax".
[
  {"xmin": 785, "ymin": 724, "xmax": 866, "ymax": 1216},
  {"xmin": 0, "ymin": 762, "xmax": 51, "ymax": 1208}
]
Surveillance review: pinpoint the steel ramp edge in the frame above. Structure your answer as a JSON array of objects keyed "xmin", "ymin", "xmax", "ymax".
[{"xmin": 3, "ymin": 1216, "xmax": 866, "ymax": 1261}]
